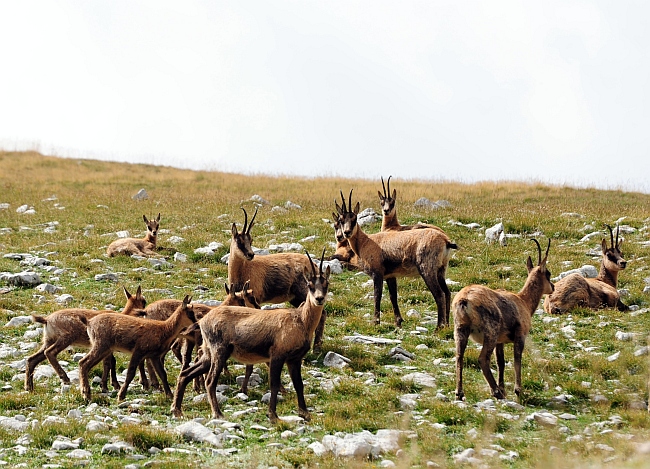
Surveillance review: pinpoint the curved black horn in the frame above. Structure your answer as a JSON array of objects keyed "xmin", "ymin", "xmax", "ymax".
[
  {"xmin": 381, "ymin": 176, "xmax": 387, "ymax": 197},
  {"xmin": 387, "ymin": 175, "xmax": 392, "ymax": 196},
  {"xmin": 305, "ymin": 249, "xmax": 317, "ymax": 277},
  {"xmin": 247, "ymin": 206, "xmax": 258, "ymax": 234},
  {"xmin": 241, "ymin": 208, "xmax": 248, "ymax": 233},
  {"xmin": 348, "ymin": 189, "xmax": 353, "ymax": 213},
  {"xmin": 339, "ymin": 190, "xmax": 347, "ymax": 212},
  {"xmin": 544, "ymin": 238, "xmax": 551, "ymax": 263},
  {"xmin": 604, "ymin": 224, "xmax": 614, "ymax": 248},
  {"xmin": 531, "ymin": 238, "xmax": 542, "ymax": 265},
  {"xmin": 615, "ymin": 223, "xmax": 619, "ymax": 247},
  {"xmin": 320, "ymin": 248, "xmax": 326, "ymax": 273}
]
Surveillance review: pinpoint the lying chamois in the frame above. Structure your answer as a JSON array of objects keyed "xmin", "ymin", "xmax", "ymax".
[
  {"xmin": 378, "ymin": 176, "xmax": 440, "ymax": 232},
  {"xmin": 544, "ymin": 224, "xmax": 628, "ymax": 314},
  {"xmin": 107, "ymin": 213, "xmax": 160, "ymax": 257},
  {"xmin": 79, "ymin": 295, "xmax": 196, "ymax": 401},
  {"xmin": 327, "ymin": 211, "xmax": 359, "ymax": 270},
  {"xmin": 336, "ymin": 190, "xmax": 457, "ymax": 328},
  {"xmin": 173, "ymin": 251, "xmax": 330, "ymax": 423},
  {"xmin": 25, "ymin": 286, "xmax": 148, "ymax": 392},
  {"xmin": 228, "ymin": 207, "xmax": 328, "ymax": 350},
  {"xmin": 453, "ymin": 239, "xmax": 554, "ymax": 400}
]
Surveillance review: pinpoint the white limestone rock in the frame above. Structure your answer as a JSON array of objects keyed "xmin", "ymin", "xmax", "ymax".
[
  {"xmin": 175, "ymin": 421, "xmax": 223, "ymax": 447},
  {"xmin": 132, "ymin": 188, "xmax": 148, "ymax": 200},
  {"xmin": 401, "ymin": 372, "xmax": 436, "ymax": 388},
  {"xmin": 1, "ymin": 271, "xmax": 42, "ymax": 287},
  {"xmin": 485, "ymin": 223, "xmax": 504, "ymax": 244},
  {"xmin": 323, "ymin": 351, "xmax": 351, "ymax": 369}
]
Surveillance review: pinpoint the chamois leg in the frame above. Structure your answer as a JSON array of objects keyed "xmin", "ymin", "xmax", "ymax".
[
  {"xmin": 146, "ymin": 358, "xmax": 161, "ymax": 390},
  {"xmin": 171, "ymin": 356, "xmax": 212, "ymax": 417},
  {"xmin": 312, "ymin": 310, "xmax": 327, "ymax": 352},
  {"xmin": 205, "ymin": 347, "xmax": 230, "ymax": 419},
  {"xmin": 101, "ymin": 355, "xmax": 116, "ymax": 393},
  {"xmin": 418, "ymin": 266, "xmax": 446, "ymax": 329},
  {"xmin": 286, "ymin": 359, "xmax": 310, "ymax": 422},
  {"xmin": 25, "ymin": 345, "xmax": 48, "ymax": 391},
  {"xmin": 478, "ymin": 336, "xmax": 503, "ymax": 399},
  {"xmin": 454, "ymin": 324, "xmax": 470, "ymax": 401},
  {"xmin": 495, "ymin": 343, "xmax": 506, "ymax": 398},
  {"xmin": 192, "ymin": 347, "xmax": 206, "ymax": 393},
  {"xmin": 385, "ymin": 277, "xmax": 403, "ymax": 327},
  {"xmin": 372, "ymin": 274, "xmax": 384, "ymax": 325},
  {"xmin": 43, "ymin": 341, "xmax": 74, "ymax": 385},
  {"xmin": 170, "ymin": 339, "xmax": 183, "ymax": 365},
  {"xmin": 79, "ymin": 347, "xmax": 113, "ymax": 401},
  {"xmin": 513, "ymin": 337, "xmax": 525, "ymax": 398},
  {"xmin": 116, "ymin": 352, "xmax": 146, "ymax": 401},
  {"xmin": 148, "ymin": 356, "xmax": 173, "ymax": 399},
  {"xmin": 240, "ymin": 365, "xmax": 253, "ymax": 395},
  {"xmin": 437, "ymin": 271, "xmax": 451, "ymax": 326},
  {"xmin": 616, "ymin": 299, "xmax": 629, "ymax": 312},
  {"xmin": 267, "ymin": 357, "xmax": 285, "ymax": 424}
]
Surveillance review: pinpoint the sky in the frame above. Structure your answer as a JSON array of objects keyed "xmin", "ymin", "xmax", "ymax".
[{"xmin": 1, "ymin": 1, "xmax": 649, "ymax": 192}]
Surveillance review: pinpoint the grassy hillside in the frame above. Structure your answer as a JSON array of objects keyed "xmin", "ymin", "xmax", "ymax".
[{"xmin": 0, "ymin": 150, "xmax": 649, "ymax": 468}]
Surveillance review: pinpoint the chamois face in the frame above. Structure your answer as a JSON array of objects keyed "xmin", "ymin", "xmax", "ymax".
[
  {"xmin": 526, "ymin": 239, "xmax": 554, "ymax": 294},
  {"xmin": 123, "ymin": 285, "xmax": 147, "ymax": 309},
  {"xmin": 335, "ymin": 190, "xmax": 360, "ymax": 239},
  {"xmin": 143, "ymin": 213, "xmax": 160, "ymax": 238},
  {"xmin": 601, "ymin": 238, "xmax": 626, "ymax": 271},
  {"xmin": 331, "ymin": 213, "xmax": 345, "ymax": 242},
  {"xmin": 377, "ymin": 190, "xmax": 396, "ymax": 216},
  {"xmin": 231, "ymin": 208, "xmax": 257, "ymax": 261},
  {"xmin": 304, "ymin": 251, "xmax": 331, "ymax": 306}
]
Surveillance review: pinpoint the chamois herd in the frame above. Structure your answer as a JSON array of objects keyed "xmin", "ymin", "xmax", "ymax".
[{"xmin": 24, "ymin": 178, "xmax": 629, "ymax": 423}]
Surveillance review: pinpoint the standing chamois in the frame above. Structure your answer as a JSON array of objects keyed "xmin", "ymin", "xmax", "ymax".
[
  {"xmin": 336, "ymin": 190, "xmax": 457, "ymax": 328},
  {"xmin": 544, "ymin": 224, "xmax": 628, "ymax": 314},
  {"xmin": 106, "ymin": 213, "xmax": 160, "ymax": 257},
  {"xmin": 228, "ymin": 207, "xmax": 328, "ymax": 350},
  {"xmin": 179, "ymin": 250, "xmax": 330, "ymax": 423},
  {"xmin": 453, "ymin": 239, "xmax": 554, "ymax": 401},
  {"xmin": 79, "ymin": 295, "xmax": 196, "ymax": 401},
  {"xmin": 25, "ymin": 286, "xmax": 148, "ymax": 392},
  {"xmin": 378, "ymin": 176, "xmax": 441, "ymax": 232}
]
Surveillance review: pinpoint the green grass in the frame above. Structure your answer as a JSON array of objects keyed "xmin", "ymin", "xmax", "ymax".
[{"xmin": 0, "ymin": 151, "xmax": 649, "ymax": 468}]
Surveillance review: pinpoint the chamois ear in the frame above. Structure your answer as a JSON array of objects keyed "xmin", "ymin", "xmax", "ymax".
[
  {"xmin": 303, "ymin": 266, "xmax": 312, "ymax": 283},
  {"xmin": 391, "ymin": 189, "xmax": 396, "ymax": 200},
  {"xmin": 231, "ymin": 223, "xmax": 238, "ymax": 238},
  {"xmin": 143, "ymin": 215, "xmax": 149, "ymax": 224},
  {"xmin": 601, "ymin": 238, "xmax": 608, "ymax": 254},
  {"xmin": 182, "ymin": 295, "xmax": 192, "ymax": 306},
  {"xmin": 526, "ymin": 256, "xmax": 534, "ymax": 272},
  {"xmin": 335, "ymin": 201, "xmax": 344, "ymax": 216},
  {"xmin": 353, "ymin": 202, "xmax": 360, "ymax": 214},
  {"xmin": 135, "ymin": 285, "xmax": 142, "ymax": 299},
  {"xmin": 377, "ymin": 190, "xmax": 384, "ymax": 200},
  {"xmin": 156, "ymin": 213, "xmax": 161, "ymax": 222},
  {"xmin": 324, "ymin": 264, "xmax": 331, "ymax": 279},
  {"xmin": 617, "ymin": 237, "xmax": 624, "ymax": 249},
  {"xmin": 123, "ymin": 286, "xmax": 132, "ymax": 300}
]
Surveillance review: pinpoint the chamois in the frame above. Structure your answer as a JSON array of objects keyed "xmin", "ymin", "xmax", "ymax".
[
  {"xmin": 453, "ymin": 239, "xmax": 554, "ymax": 401},
  {"xmin": 336, "ymin": 190, "xmax": 457, "ymax": 328},
  {"xmin": 173, "ymin": 251, "xmax": 330, "ymax": 423},
  {"xmin": 25, "ymin": 286, "xmax": 148, "ymax": 392},
  {"xmin": 79, "ymin": 295, "xmax": 196, "ymax": 401},
  {"xmin": 544, "ymin": 224, "xmax": 628, "ymax": 314},
  {"xmin": 228, "ymin": 207, "xmax": 327, "ymax": 350},
  {"xmin": 378, "ymin": 176, "xmax": 440, "ymax": 232},
  {"xmin": 327, "ymin": 212, "xmax": 359, "ymax": 270},
  {"xmin": 106, "ymin": 213, "xmax": 160, "ymax": 257}
]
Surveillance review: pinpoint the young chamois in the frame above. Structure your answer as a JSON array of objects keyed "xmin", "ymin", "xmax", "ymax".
[
  {"xmin": 173, "ymin": 251, "xmax": 330, "ymax": 423},
  {"xmin": 79, "ymin": 295, "xmax": 196, "ymax": 401},
  {"xmin": 106, "ymin": 213, "xmax": 160, "ymax": 257},
  {"xmin": 378, "ymin": 176, "xmax": 440, "ymax": 232},
  {"xmin": 228, "ymin": 207, "xmax": 328, "ymax": 350},
  {"xmin": 25, "ymin": 286, "xmax": 148, "ymax": 392},
  {"xmin": 336, "ymin": 190, "xmax": 457, "ymax": 328},
  {"xmin": 544, "ymin": 224, "xmax": 628, "ymax": 314},
  {"xmin": 453, "ymin": 239, "xmax": 554, "ymax": 401},
  {"xmin": 326, "ymin": 211, "xmax": 359, "ymax": 270}
]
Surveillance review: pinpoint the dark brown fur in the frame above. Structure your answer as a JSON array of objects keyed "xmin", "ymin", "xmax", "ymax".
[
  {"xmin": 79, "ymin": 295, "xmax": 196, "ymax": 401},
  {"xmin": 336, "ymin": 190, "xmax": 457, "ymax": 328},
  {"xmin": 106, "ymin": 213, "xmax": 160, "ymax": 257},
  {"xmin": 544, "ymin": 225, "xmax": 627, "ymax": 314},
  {"xmin": 453, "ymin": 239, "xmax": 554, "ymax": 401},
  {"xmin": 25, "ymin": 286, "xmax": 147, "ymax": 392}
]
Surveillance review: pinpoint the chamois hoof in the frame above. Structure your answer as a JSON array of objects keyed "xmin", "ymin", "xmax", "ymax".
[
  {"xmin": 395, "ymin": 318, "xmax": 403, "ymax": 328},
  {"xmin": 455, "ymin": 390, "xmax": 465, "ymax": 401},
  {"xmin": 299, "ymin": 410, "xmax": 311, "ymax": 422},
  {"xmin": 171, "ymin": 408, "xmax": 183, "ymax": 418},
  {"xmin": 374, "ymin": 317, "xmax": 381, "ymax": 325},
  {"xmin": 492, "ymin": 388, "xmax": 506, "ymax": 400},
  {"xmin": 268, "ymin": 412, "xmax": 279, "ymax": 424}
]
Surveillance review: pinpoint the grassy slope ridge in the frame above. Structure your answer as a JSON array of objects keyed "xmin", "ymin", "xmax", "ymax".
[{"xmin": 0, "ymin": 151, "xmax": 649, "ymax": 468}]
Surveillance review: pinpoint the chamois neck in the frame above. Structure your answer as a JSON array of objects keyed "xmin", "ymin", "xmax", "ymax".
[
  {"xmin": 381, "ymin": 212, "xmax": 399, "ymax": 231},
  {"xmin": 145, "ymin": 232, "xmax": 157, "ymax": 245},
  {"xmin": 517, "ymin": 273, "xmax": 546, "ymax": 316},
  {"xmin": 346, "ymin": 225, "xmax": 368, "ymax": 257},
  {"xmin": 597, "ymin": 264, "xmax": 618, "ymax": 287},
  {"xmin": 300, "ymin": 295, "xmax": 325, "ymax": 338}
]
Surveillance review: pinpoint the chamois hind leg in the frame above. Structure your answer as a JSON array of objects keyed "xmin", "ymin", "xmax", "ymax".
[
  {"xmin": 267, "ymin": 356, "xmax": 285, "ymax": 424},
  {"xmin": 204, "ymin": 345, "xmax": 230, "ymax": 419},
  {"xmin": 145, "ymin": 358, "xmax": 161, "ymax": 390},
  {"xmin": 43, "ymin": 340, "xmax": 74, "ymax": 385},
  {"xmin": 101, "ymin": 355, "xmax": 116, "ymax": 393},
  {"xmin": 385, "ymin": 277, "xmax": 403, "ymax": 327},
  {"xmin": 25, "ymin": 344, "xmax": 50, "ymax": 391},
  {"xmin": 372, "ymin": 274, "xmax": 384, "ymax": 325},
  {"xmin": 286, "ymin": 359, "xmax": 310, "ymax": 422},
  {"xmin": 495, "ymin": 343, "xmax": 506, "ymax": 398},
  {"xmin": 437, "ymin": 270, "xmax": 451, "ymax": 326},
  {"xmin": 171, "ymin": 355, "xmax": 212, "ymax": 417},
  {"xmin": 454, "ymin": 324, "xmax": 470, "ymax": 401},
  {"xmin": 513, "ymin": 336, "xmax": 526, "ymax": 398},
  {"xmin": 79, "ymin": 347, "xmax": 113, "ymax": 401},
  {"xmin": 478, "ymin": 335, "xmax": 503, "ymax": 399},
  {"xmin": 418, "ymin": 265, "xmax": 446, "ymax": 329}
]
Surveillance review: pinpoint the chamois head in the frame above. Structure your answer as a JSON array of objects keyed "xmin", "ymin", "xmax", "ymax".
[
  {"xmin": 143, "ymin": 213, "xmax": 161, "ymax": 238},
  {"xmin": 377, "ymin": 176, "xmax": 397, "ymax": 216},
  {"xmin": 335, "ymin": 190, "xmax": 360, "ymax": 239},
  {"xmin": 224, "ymin": 281, "xmax": 260, "ymax": 308},
  {"xmin": 527, "ymin": 239, "xmax": 554, "ymax": 294},
  {"xmin": 303, "ymin": 250, "xmax": 331, "ymax": 306},
  {"xmin": 331, "ymin": 212, "xmax": 345, "ymax": 242},
  {"xmin": 123, "ymin": 285, "xmax": 147, "ymax": 310},
  {"xmin": 231, "ymin": 207, "xmax": 258, "ymax": 261},
  {"xmin": 179, "ymin": 294, "xmax": 197, "ymax": 324},
  {"xmin": 602, "ymin": 224, "xmax": 627, "ymax": 271}
]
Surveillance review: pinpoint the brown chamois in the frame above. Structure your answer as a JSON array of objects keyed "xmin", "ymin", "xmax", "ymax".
[
  {"xmin": 543, "ymin": 224, "xmax": 628, "ymax": 314},
  {"xmin": 453, "ymin": 239, "xmax": 554, "ymax": 401},
  {"xmin": 336, "ymin": 190, "xmax": 457, "ymax": 328},
  {"xmin": 378, "ymin": 176, "xmax": 440, "ymax": 232},
  {"xmin": 173, "ymin": 250, "xmax": 330, "ymax": 423},
  {"xmin": 326, "ymin": 211, "xmax": 359, "ymax": 270},
  {"xmin": 106, "ymin": 213, "xmax": 160, "ymax": 257},
  {"xmin": 25, "ymin": 286, "xmax": 148, "ymax": 392},
  {"xmin": 79, "ymin": 295, "xmax": 196, "ymax": 401},
  {"xmin": 228, "ymin": 207, "xmax": 328, "ymax": 350}
]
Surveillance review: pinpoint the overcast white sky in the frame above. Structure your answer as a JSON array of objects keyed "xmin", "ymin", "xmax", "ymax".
[{"xmin": 1, "ymin": 1, "xmax": 649, "ymax": 192}]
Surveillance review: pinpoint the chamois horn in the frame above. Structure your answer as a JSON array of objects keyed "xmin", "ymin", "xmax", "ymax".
[{"xmin": 247, "ymin": 206, "xmax": 258, "ymax": 234}]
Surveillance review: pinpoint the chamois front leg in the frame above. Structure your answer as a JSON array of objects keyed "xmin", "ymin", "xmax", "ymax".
[
  {"xmin": 454, "ymin": 324, "xmax": 470, "ymax": 401},
  {"xmin": 79, "ymin": 348, "xmax": 112, "ymax": 401},
  {"xmin": 312, "ymin": 310, "xmax": 327, "ymax": 352},
  {"xmin": 267, "ymin": 357, "xmax": 286, "ymax": 424},
  {"xmin": 149, "ymin": 355, "xmax": 173, "ymax": 399},
  {"xmin": 286, "ymin": 359, "xmax": 310, "ymax": 422},
  {"xmin": 616, "ymin": 299, "xmax": 629, "ymax": 312},
  {"xmin": 117, "ymin": 352, "xmax": 146, "ymax": 401},
  {"xmin": 385, "ymin": 277, "xmax": 403, "ymax": 328},
  {"xmin": 513, "ymin": 336, "xmax": 526, "ymax": 398},
  {"xmin": 372, "ymin": 273, "xmax": 384, "ymax": 325},
  {"xmin": 495, "ymin": 343, "xmax": 506, "ymax": 398}
]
